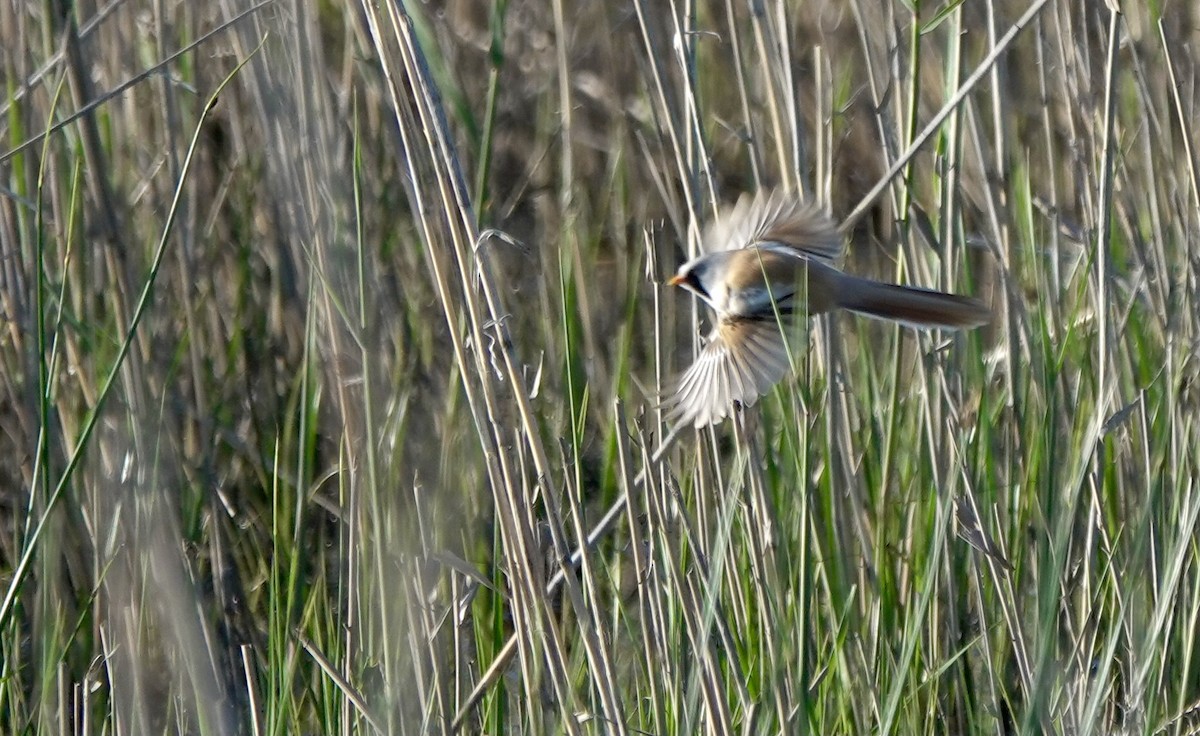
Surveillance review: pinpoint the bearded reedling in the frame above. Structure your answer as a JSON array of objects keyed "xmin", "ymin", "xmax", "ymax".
[{"xmin": 666, "ymin": 190, "xmax": 990, "ymax": 428}]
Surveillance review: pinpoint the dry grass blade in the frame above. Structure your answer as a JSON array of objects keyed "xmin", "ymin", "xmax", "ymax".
[
  {"xmin": 0, "ymin": 45, "xmax": 263, "ymax": 624},
  {"xmin": 298, "ymin": 634, "xmax": 385, "ymax": 735},
  {"xmin": 0, "ymin": 1, "xmax": 274, "ymax": 165},
  {"xmin": 839, "ymin": 0, "xmax": 1054, "ymax": 234}
]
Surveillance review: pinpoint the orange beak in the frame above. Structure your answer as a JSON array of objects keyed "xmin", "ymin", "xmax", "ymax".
[{"xmin": 667, "ymin": 274, "xmax": 686, "ymax": 287}]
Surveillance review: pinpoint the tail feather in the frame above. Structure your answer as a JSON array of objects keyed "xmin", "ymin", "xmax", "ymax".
[{"xmin": 835, "ymin": 275, "xmax": 991, "ymax": 330}]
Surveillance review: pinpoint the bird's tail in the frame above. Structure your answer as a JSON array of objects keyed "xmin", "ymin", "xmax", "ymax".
[{"xmin": 834, "ymin": 274, "xmax": 991, "ymax": 330}]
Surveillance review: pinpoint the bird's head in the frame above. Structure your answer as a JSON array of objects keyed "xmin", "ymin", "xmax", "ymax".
[{"xmin": 667, "ymin": 254, "xmax": 728, "ymax": 311}]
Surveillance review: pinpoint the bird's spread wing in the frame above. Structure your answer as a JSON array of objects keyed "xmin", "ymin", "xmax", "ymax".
[
  {"xmin": 666, "ymin": 317, "xmax": 795, "ymax": 428},
  {"xmin": 702, "ymin": 189, "xmax": 843, "ymax": 266}
]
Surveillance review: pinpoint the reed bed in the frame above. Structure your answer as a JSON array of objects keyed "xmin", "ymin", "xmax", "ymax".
[{"xmin": 1, "ymin": 0, "xmax": 1198, "ymax": 733}]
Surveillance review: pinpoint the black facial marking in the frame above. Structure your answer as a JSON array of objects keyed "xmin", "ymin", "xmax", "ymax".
[{"xmin": 676, "ymin": 266, "xmax": 710, "ymax": 300}]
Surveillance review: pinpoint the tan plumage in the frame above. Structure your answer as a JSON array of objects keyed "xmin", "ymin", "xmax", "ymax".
[{"xmin": 666, "ymin": 190, "xmax": 990, "ymax": 428}]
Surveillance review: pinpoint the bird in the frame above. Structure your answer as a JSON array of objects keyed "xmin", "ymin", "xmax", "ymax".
[{"xmin": 665, "ymin": 189, "xmax": 990, "ymax": 428}]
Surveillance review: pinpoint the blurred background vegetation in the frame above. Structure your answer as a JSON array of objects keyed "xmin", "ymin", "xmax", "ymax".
[{"xmin": 2, "ymin": 0, "xmax": 1199, "ymax": 733}]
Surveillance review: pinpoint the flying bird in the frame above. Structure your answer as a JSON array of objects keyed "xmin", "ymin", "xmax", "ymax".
[{"xmin": 666, "ymin": 190, "xmax": 990, "ymax": 428}]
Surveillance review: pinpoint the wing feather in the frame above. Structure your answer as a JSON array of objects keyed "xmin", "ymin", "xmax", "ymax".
[
  {"xmin": 666, "ymin": 318, "xmax": 795, "ymax": 428},
  {"xmin": 702, "ymin": 189, "xmax": 843, "ymax": 266}
]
